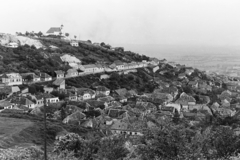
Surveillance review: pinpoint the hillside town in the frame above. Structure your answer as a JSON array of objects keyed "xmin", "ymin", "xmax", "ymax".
[
  {"xmin": 1, "ymin": 27, "xmax": 240, "ymax": 159},
  {"xmin": 1, "ymin": 43, "xmax": 240, "ymax": 137}
]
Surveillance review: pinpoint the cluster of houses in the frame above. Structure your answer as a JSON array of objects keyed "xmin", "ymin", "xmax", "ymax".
[
  {"xmin": 2, "ymin": 52, "xmax": 240, "ymax": 136},
  {"xmin": 0, "ymin": 70, "xmax": 235, "ymax": 136},
  {"xmin": 0, "ymin": 58, "xmax": 163, "ymax": 87}
]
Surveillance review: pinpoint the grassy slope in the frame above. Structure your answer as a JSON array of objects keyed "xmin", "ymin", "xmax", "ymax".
[
  {"xmin": 0, "ymin": 37, "xmax": 149, "ymax": 74},
  {"xmin": 0, "ymin": 112, "xmax": 98, "ymax": 149}
]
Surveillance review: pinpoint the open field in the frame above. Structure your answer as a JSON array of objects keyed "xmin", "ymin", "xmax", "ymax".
[
  {"xmin": 0, "ymin": 113, "xmax": 92, "ymax": 149},
  {"xmin": 0, "ymin": 117, "xmax": 33, "ymax": 148}
]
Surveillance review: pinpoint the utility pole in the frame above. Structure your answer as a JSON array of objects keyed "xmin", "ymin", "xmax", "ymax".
[{"xmin": 43, "ymin": 96, "xmax": 47, "ymax": 160}]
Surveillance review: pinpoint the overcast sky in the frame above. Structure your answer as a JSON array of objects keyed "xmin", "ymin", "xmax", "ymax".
[{"xmin": 1, "ymin": 0, "xmax": 240, "ymax": 47}]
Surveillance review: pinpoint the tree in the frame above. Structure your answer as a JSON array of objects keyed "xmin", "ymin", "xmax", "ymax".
[
  {"xmin": 137, "ymin": 122, "xmax": 196, "ymax": 160},
  {"xmin": 97, "ymin": 136, "xmax": 129, "ymax": 160},
  {"xmin": 25, "ymin": 31, "xmax": 30, "ymax": 36},
  {"xmin": 100, "ymin": 42, "xmax": 105, "ymax": 46},
  {"xmin": 65, "ymin": 33, "xmax": 69, "ymax": 37},
  {"xmin": 29, "ymin": 85, "xmax": 37, "ymax": 94},
  {"xmin": 37, "ymin": 31, "xmax": 43, "ymax": 37}
]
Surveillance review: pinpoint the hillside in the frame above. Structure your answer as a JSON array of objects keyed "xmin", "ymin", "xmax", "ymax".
[
  {"xmin": 0, "ymin": 36, "xmax": 149, "ymax": 75},
  {"xmin": 0, "ymin": 33, "xmax": 44, "ymax": 49}
]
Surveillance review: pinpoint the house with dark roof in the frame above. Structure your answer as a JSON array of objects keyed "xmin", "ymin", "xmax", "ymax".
[
  {"xmin": 10, "ymin": 97, "xmax": 35, "ymax": 109},
  {"xmin": 65, "ymin": 69, "xmax": 78, "ymax": 78},
  {"xmin": 46, "ymin": 27, "xmax": 61, "ymax": 35},
  {"xmin": 97, "ymin": 96, "xmax": 115, "ymax": 104},
  {"xmin": 112, "ymin": 60, "xmax": 125, "ymax": 70},
  {"xmin": 53, "ymin": 78, "xmax": 65, "ymax": 90},
  {"xmin": 70, "ymin": 41, "xmax": 79, "ymax": 47},
  {"xmin": 107, "ymin": 109, "xmax": 127, "ymax": 119},
  {"xmin": 161, "ymin": 106, "xmax": 176, "ymax": 114},
  {"xmin": 175, "ymin": 92, "xmax": 196, "ymax": 110},
  {"xmin": 21, "ymin": 73, "xmax": 40, "ymax": 83},
  {"xmin": 82, "ymin": 64, "xmax": 99, "ymax": 73},
  {"xmin": 113, "ymin": 88, "xmax": 128, "ymax": 97},
  {"xmin": 95, "ymin": 86, "xmax": 110, "ymax": 96},
  {"xmin": 76, "ymin": 88, "xmax": 96, "ymax": 101},
  {"xmin": 0, "ymin": 73, "xmax": 23, "ymax": 86},
  {"xmin": 109, "ymin": 101, "xmax": 122, "ymax": 108},
  {"xmin": 35, "ymin": 93, "xmax": 59, "ymax": 105},
  {"xmin": 86, "ymin": 100, "xmax": 107, "ymax": 110},
  {"xmin": 63, "ymin": 111, "xmax": 86, "ymax": 125},
  {"xmin": 55, "ymin": 70, "xmax": 65, "ymax": 79},
  {"xmin": 0, "ymin": 100, "xmax": 14, "ymax": 109}
]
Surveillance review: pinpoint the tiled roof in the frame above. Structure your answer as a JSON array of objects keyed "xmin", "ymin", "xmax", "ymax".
[
  {"xmin": 46, "ymin": 27, "xmax": 61, "ymax": 33},
  {"xmin": 0, "ymin": 101, "xmax": 12, "ymax": 107},
  {"xmin": 115, "ymin": 88, "xmax": 128, "ymax": 96},
  {"xmin": 175, "ymin": 92, "xmax": 196, "ymax": 104},
  {"xmin": 63, "ymin": 111, "xmax": 86, "ymax": 124},
  {"xmin": 11, "ymin": 97, "xmax": 34, "ymax": 105},
  {"xmin": 76, "ymin": 88, "xmax": 95, "ymax": 96},
  {"xmin": 96, "ymin": 86, "xmax": 110, "ymax": 92},
  {"xmin": 98, "ymin": 96, "xmax": 115, "ymax": 102},
  {"xmin": 128, "ymin": 90, "xmax": 137, "ymax": 96},
  {"xmin": 55, "ymin": 70, "xmax": 65, "ymax": 74},
  {"xmin": 35, "ymin": 93, "xmax": 56, "ymax": 100},
  {"xmin": 39, "ymin": 73, "xmax": 51, "ymax": 78},
  {"xmin": 108, "ymin": 109, "xmax": 126, "ymax": 118},
  {"xmin": 86, "ymin": 100, "xmax": 105, "ymax": 108},
  {"xmin": 82, "ymin": 64, "xmax": 97, "ymax": 69},
  {"xmin": 113, "ymin": 60, "xmax": 124, "ymax": 66},
  {"xmin": 53, "ymin": 78, "xmax": 65, "ymax": 86},
  {"xmin": 0, "ymin": 73, "xmax": 9, "ymax": 78},
  {"xmin": 67, "ymin": 69, "xmax": 78, "ymax": 73}
]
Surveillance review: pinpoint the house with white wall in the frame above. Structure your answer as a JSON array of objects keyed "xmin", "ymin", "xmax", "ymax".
[
  {"xmin": 70, "ymin": 41, "xmax": 79, "ymax": 47},
  {"xmin": 55, "ymin": 70, "xmax": 65, "ymax": 79},
  {"xmin": 0, "ymin": 73, "xmax": 23, "ymax": 86},
  {"xmin": 65, "ymin": 69, "xmax": 78, "ymax": 77}
]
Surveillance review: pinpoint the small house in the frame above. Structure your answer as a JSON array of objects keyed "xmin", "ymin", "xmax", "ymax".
[
  {"xmin": 0, "ymin": 73, "xmax": 23, "ymax": 86},
  {"xmin": 0, "ymin": 101, "xmax": 14, "ymax": 109},
  {"xmin": 39, "ymin": 73, "xmax": 52, "ymax": 81},
  {"xmin": 53, "ymin": 78, "xmax": 65, "ymax": 90},
  {"xmin": 76, "ymin": 88, "xmax": 96, "ymax": 101},
  {"xmin": 100, "ymin": 74, "xmax": 110, "ymax": 80},
  {"xmin": 95, "ymin": 86, "xmax": 110, "ymax": 96},
  {"xmin": 55, "ymin": 70, "xmax": 65, "ymax": 79},
  {"xmin": 10, "ymin": 97, "xmax": 35, "ymax": 109},
  {"xmin": 65, "ymin": 69, "xmax": 78, "ymax": 77},
  {"xmin": 70, "ymin": 41, "xmax": 79, "ymax": 47}
]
